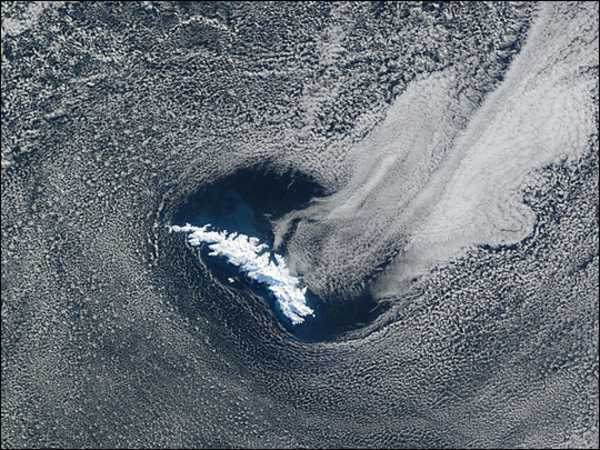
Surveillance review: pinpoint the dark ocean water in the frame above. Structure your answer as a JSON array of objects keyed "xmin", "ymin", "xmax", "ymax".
[
  {"xmin": 173, "ymin": 165, "xmax": 327, "ymax": 246},
  {"xmin": 171, "ymin": 165, "xmax": 389, "ymax": 341}
]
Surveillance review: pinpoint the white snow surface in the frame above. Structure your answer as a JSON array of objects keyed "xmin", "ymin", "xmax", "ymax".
[{"xmin": 169, "ymin": 224, "xmax": 314, "ymax": 324}]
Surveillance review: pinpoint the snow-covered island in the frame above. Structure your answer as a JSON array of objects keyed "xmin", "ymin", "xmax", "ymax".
[{"xmin": 168, "ymin": 224, "xmax": 314, "ymax": 325}]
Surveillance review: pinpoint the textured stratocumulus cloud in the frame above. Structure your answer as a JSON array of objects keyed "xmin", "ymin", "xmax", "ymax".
[
  {"xmin": 3, "ymin": 2, "xmax": 598, "ymax": 449},
  {"xmin": 169, "ymin": 224, "xmax": 314, "ymax": 325}
]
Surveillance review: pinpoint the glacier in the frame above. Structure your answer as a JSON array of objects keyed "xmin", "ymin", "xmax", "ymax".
[{"xmin": 168, "ymin": 223, "xmax": 314, "ymax": 325}]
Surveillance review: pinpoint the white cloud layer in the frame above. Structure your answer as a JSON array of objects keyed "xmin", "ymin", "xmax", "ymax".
[{"xmin": 169, "ymin": 224, "xmax": 314, "ymax": 325}]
